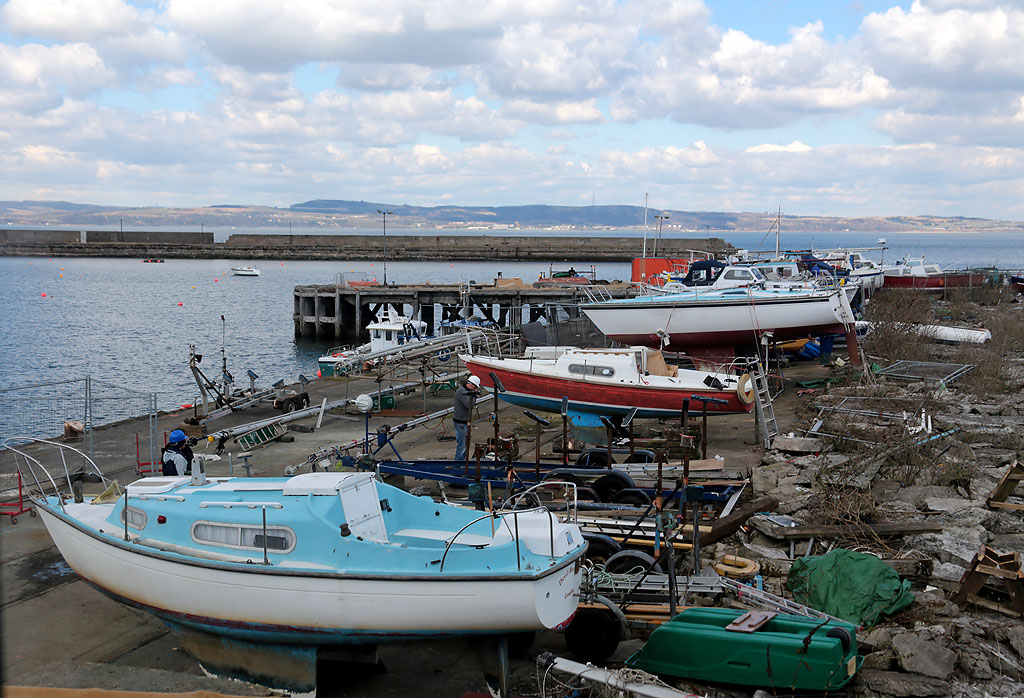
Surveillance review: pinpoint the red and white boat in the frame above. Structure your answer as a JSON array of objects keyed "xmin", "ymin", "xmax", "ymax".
[
  {"xmin": 882, "ymin": 258, "xmax": 984, "ymax": 289},
  {"xmin": 462, "ymin": 346, "xmax": 754, "ymax": 418}
]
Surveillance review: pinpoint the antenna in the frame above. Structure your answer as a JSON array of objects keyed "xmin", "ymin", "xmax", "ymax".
[{"xmin": 642, "ymin": 193, "xmax": 649, "ymax": 259}]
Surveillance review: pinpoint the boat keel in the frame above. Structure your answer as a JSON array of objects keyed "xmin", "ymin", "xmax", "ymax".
[
  {"xmin": 165, "ymin": 620, "xmax": 319, "ymax": 696},
  {"xmin": 473, "ymin": 634, "xmax": 509, "ymax": 698}
]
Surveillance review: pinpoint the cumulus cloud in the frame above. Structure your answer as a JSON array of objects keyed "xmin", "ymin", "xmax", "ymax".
[{"xmin": 1, "ymin": 0, "xmax": 1024, "ymax": 218}]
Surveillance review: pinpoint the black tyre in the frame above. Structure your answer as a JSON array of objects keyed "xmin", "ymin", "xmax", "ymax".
[
  {"xmin": 282, "ymin": 398, "xmax": 295, "ymax": 413},
  {"xmin": 575, "ymin": 486, "xmax": 600, "ymax": 502},
  {"xmin": 592, "ymin": 472, "xmax": 631, "ymax": 502},
  {"xmin": 614, "ymin": 489, "xmax": 651, "ymax": 508},
  {"xmin": 583, "ymin": 534, "xmax": 621, "ymax": 566},
  {"xmin": 564, "ymin": 608, "xmax": 621, "ymax": 664},
  {"xmin": 605, "ymin": 549, "xmax": 666, "ymax": 575},
  {"xmin": 299, "ymin": 393, "xmax": 310, "ymax": 409},
  {"xmin": 826, "ymin": 626, "xmax": 853, "ymax": 654}
]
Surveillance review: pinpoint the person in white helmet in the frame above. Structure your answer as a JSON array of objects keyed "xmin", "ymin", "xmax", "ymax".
[{"xmin": 453, "ymin": 375, "xmax": 481, "ymax": 461}]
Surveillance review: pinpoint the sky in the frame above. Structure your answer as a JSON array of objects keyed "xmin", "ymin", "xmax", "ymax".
[{"xmin": 1, "ymin": 0, "xmax": 1023, "ymax": 219}]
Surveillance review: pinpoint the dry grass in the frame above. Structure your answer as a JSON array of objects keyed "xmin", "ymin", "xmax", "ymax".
[{"xmin": 861, "ymin": 290, "xmax": 935, "ymax": 362}]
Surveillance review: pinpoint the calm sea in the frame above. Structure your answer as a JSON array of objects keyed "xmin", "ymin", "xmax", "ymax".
[{"xmin": 2, "ymin": 228, "xmax": 1021, "ymax": 413}]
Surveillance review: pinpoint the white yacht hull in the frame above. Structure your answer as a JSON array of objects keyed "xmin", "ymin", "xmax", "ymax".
[{"xmin": 38, "ymin": 504, "xmax": 582, "ymax": 643}]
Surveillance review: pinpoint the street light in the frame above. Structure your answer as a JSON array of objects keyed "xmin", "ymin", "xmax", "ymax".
[
  {"xmin": 654, "ymin": 214, "xmax": 669, "ymax": 257},
  {"xmin": 376, "ymin": 209, "xmax": 393, "ymax": 284}
]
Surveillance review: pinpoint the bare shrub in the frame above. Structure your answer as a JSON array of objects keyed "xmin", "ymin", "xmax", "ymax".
[{"xmin": 861, "ymin": 290, "xmax": 934, "ymax": 362}]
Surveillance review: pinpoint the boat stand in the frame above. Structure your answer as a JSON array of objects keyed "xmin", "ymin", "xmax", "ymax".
[{"xmin": 473, "ymin": 634, "xmax": 509, "ymax": 698}]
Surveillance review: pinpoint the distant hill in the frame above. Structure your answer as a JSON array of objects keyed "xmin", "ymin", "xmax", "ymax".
[{"xmin": 1, "ymin": 198, "xmax": 1021, "ymax": 232}]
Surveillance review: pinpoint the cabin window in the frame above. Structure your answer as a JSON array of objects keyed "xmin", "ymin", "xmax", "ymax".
[
  {"xmin": 385, "ymin": 330, "xmax": 393, "ymax": 341},
  {"xmin": 723, "ymin": 269, "xmax": 752, "ymax": 280},
  {"xmin": 119, "ymin": 506, "xmax": 147, "ymax": 530},
  {"xmin": 777, "ymin": 267, "xmax": 793, "ymax": 278},
  {"xmin": 373, "ymin": 330, "xmax": 381, "ymax": 339},
  {"xmin": 567, "ymin": 364, "xmax": 615, "ymax": 377},
  {"xmin": 191, "ymin": 521, "xmax": 296, "ymax": 553}
]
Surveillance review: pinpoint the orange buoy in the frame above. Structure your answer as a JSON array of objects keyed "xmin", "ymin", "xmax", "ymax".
[
  {"xmin": 41, "ymin": 292, "xmax": 47, "ymax": 297},
  {"xmin": 214, "ymin": 278, "xmax": 219, "ymax": 282},
  {"xmin": 178, "ymin": 302, "xmax": 183, "ymax": 306}
]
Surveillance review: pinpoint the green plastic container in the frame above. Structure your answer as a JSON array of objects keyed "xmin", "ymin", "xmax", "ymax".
[{"xmin": 626, "ymin": 607, "xmax": 862, "ymax": 691}]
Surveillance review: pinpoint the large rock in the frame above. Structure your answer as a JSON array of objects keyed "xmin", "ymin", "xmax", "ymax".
[
  {"xmin": 856, "ymin": 668, "xmax": 950, "ymax": 697},
  {"xmin": 892, "ymin": 633, "xmax": 957, "ymax": 680}
]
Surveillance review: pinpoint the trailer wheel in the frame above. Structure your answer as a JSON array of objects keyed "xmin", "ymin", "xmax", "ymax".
[
  {"xmin": 281, "ymin": 398, "xmax": 295, "ymax": 413},
  {"xmin": 613, "ymin": 488, "xmax": 651, "ymax": 508},
  {"xmin": 565, "ymin": 608, "xmax": 621, "ymax": 664},
  {"xmin": 583, "ymin": 534, "xmax": 621, "ymax": 566},
  {"xmin": 592, "ymin": 472, "xmax": 631, "ymax": 502},
  {"xmin": 605, "ymin": 549, "xmax": 666, "ymax": 575},
  {"xmin": 299, "ymin": 393, "xmax": 310, "ymax": 409},
  {"xmin": 575, "ymin": 486, "xmax": 600, "ymax": 502}
]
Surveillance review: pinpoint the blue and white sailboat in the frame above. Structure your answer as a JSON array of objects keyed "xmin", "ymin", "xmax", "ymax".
[{"xmin": 9, "ymin": 438, "xmax": 586, "ymax": 691}]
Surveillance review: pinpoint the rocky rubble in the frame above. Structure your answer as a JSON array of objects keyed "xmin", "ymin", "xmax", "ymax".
[{"xmin": 700, "ymin": 298, "xmax": 1024, "ymax": 697}]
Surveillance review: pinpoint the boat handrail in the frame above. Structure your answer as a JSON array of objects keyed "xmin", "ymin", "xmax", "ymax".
[
  {"xmin": 199, "ymin": 501, "xmax": 284, "ymax": 509},
  {"xmin": 1, "ymin": 436, "xmax": 112, "ymax": 514},
  {"xmin": 437, "ymin": 511, "xmax": 517, "ymax": 573},
  {"xmin": 577, "ymin": 285, "xmax": 613, "ymax": 304}
]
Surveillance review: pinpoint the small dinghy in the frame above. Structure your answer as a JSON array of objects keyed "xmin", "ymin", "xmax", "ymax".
[{"xmin": 626, "ymin": 607, "xmax": 862, "ymax": 691}]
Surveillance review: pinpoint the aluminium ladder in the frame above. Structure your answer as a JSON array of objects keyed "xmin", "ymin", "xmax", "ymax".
[{"xmin": 748, "ymin": 358, "xmax": 778, "ymax": 449}]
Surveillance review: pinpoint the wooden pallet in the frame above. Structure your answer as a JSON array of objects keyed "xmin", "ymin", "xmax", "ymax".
[
  {"xmin": 986, "ymin": 460, "xmax": 1024, "ymax": 511},
  {"xmin": 953, "ymin": 545, "xmax": 1024, "ymax": 619}
]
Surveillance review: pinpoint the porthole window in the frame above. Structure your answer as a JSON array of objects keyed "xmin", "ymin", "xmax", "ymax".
[
  {"xmin": 567, "ymin": 364, "xmax": 615, "ymax": 378},
  {"xmin": 191, "ymin": 521, "xmax": 296, "ymax": 553},
  {"xmin": 119, "ymin": 506, "xmax": 147, "ymax": 530}
]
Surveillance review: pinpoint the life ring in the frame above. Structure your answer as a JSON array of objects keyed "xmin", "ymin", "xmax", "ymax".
[
  {"xmin": 714, "ymin": 554, "xmax": 760, "ymax": 579},
  {"xmin": 437, "ymin": 348, "xmax": 451, "ymax": 362},
  {"xmin": 736, "ymin": 373, "xmax": 754, "ymax": 405}
]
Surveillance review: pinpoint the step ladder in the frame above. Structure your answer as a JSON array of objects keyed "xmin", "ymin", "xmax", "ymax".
[
  {"xmin": 987, "ymin": 461, "xmax": 1024, "ymax": 511},
  {"xmin": 748, "ymin": 358, "xmax": 779, "ymax": 449},
  {"xmin": 719, "ymin": 577, "xmax": 852, "ymax": 626},
  {"xmin": 236, "ymin": 421, "xmax": 287, "ymax": 451}
]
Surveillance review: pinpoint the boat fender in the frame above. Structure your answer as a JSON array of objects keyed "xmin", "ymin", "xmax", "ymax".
[
  {"xmin": 714, "ymin": 554, "xmax": 760, "ymax": 579},
  {"xmin": 737, "ymin": 373, "xmax": 755, "ymax": 404}
]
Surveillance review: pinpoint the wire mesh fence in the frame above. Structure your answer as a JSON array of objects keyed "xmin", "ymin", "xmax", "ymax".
[{"xmin": 0, "ymin": 377, "xmax": 157, "ymax": 502}]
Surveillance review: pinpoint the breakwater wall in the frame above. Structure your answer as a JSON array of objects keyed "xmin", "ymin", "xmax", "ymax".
[{"xmin": 0, "ymin": 230, "xmax": 733, "ymax": 262}]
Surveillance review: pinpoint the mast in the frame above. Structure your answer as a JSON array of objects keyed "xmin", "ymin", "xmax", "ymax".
[{"xmin": 775, "ymin": 206, "xmax": 781, "ymax": 259}]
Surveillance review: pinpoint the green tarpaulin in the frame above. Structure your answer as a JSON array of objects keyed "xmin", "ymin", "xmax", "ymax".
[{"xmin": 786, "ymin": 548, "xmax": 914, "ymax": 628}]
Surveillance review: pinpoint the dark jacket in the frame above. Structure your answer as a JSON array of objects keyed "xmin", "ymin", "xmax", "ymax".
[
  {"xmin": 453, "ymin": 384, "xmax": 478, "ymax": 423},
  {"xmin": 161, "ymin": 442, "xmax": 195, "ymax": 476}
]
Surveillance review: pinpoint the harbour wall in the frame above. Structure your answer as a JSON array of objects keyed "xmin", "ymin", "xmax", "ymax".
[{"xmin": 0, "ymin": 230, "xmax": 733, "ymax": 262}]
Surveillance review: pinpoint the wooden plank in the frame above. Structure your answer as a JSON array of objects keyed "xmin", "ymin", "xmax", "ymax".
[
  {"xmin": 699, "ymin": 496, "xmax": 779, "ymax": 547},
  {"xmin": 771, "ymin": 520, "xmax": 942, "ymax": 538}
]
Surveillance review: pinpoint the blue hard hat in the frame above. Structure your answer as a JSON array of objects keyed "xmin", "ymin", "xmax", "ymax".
[{"xmin": 168, "ymin": 429, "xmax": 187, "ymax": 444}]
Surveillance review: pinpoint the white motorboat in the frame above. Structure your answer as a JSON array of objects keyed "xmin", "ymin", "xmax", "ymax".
[{"xmin": 230, "ymin": 266, "xmax": 261, "ymax": 276}]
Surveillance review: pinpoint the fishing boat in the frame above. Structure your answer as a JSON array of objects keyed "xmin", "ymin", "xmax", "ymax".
[
  {"xmin": 462, "ymin": 347, "xmax": 754, "ymax": 418},
  {"xmin": 580, "ymin": 286, "xmax": 855, "ymax": 353},
  {"xmin": 318, "ymin": 308, "xmax": 430, "ymax": 376},
  {"xmin": 627, "ymin": 607, "xmax": 862, "ymax": 691},
  {"xmin": 230, "ymin": 266, "xmax": 261, "ymax": 276},
  {"xmin": 882, "ymin": 257, "xmax": 982, "ymax": 289},
  {"xmin": 11, "ymin": 438, "xmax": 586, "ymax": 691}
]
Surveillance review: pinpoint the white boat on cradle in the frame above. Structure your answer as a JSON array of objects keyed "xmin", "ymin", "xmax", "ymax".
[
  {"xmin": 230, "ymin": 266, "xmax": 261, "ymax": 276},
  {"xmin": 581, "ymin": 285, "xmax": 856, "ymax": 352},
  {"xmin": 10, "ymin": 437, "xmax": 585, "ymax": 694}
]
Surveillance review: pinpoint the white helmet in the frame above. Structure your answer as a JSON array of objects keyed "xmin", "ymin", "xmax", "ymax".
[{"xmin": 468, "ymin": 375, "xmax": 481, "ymax": 387}]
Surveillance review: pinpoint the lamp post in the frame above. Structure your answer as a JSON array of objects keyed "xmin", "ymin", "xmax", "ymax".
[
  {"xmin": 376, "ymin": 209, "xmax": 393, "ymax": 284},
  {"xmin": 654, "ymin": 214, "xmax": 669, "ymax": 257}
]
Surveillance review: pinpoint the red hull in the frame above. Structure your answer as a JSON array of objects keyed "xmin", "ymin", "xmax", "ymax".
[
  {"xmin": 883, "ymin": 272, "xmax": 984, "ymax": 289},
  {"xmin": 466, "ymin": 361, "xmax": 751, "ymax": 416}
]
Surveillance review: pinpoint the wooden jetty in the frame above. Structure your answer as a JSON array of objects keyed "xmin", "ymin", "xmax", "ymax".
[{"xmin": 293, "ymin": 280, "xmax": 634, "ymax": 341}]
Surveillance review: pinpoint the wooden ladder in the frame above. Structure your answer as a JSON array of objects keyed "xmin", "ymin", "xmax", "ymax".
[
  {"xmin": 749, "ymin": 358, "xmax": 779, "ymax": 449},
  {"xmin": 986, "ymin": 460, "xmax": 1024, "ymax": 511},
  {"xmin": 953, "ymin": 545, "xmax": 1024, "ymax": 619}
]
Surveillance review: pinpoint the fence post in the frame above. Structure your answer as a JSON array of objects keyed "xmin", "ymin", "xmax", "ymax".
[{"xmin": 84, "ymin": 375, "xmax": 93, "ymax": 459}]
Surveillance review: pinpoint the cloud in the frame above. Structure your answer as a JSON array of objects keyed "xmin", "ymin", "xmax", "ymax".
[{"xmin": 1, "ymin": 0, "xmax": 139, "ymax": 41}]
